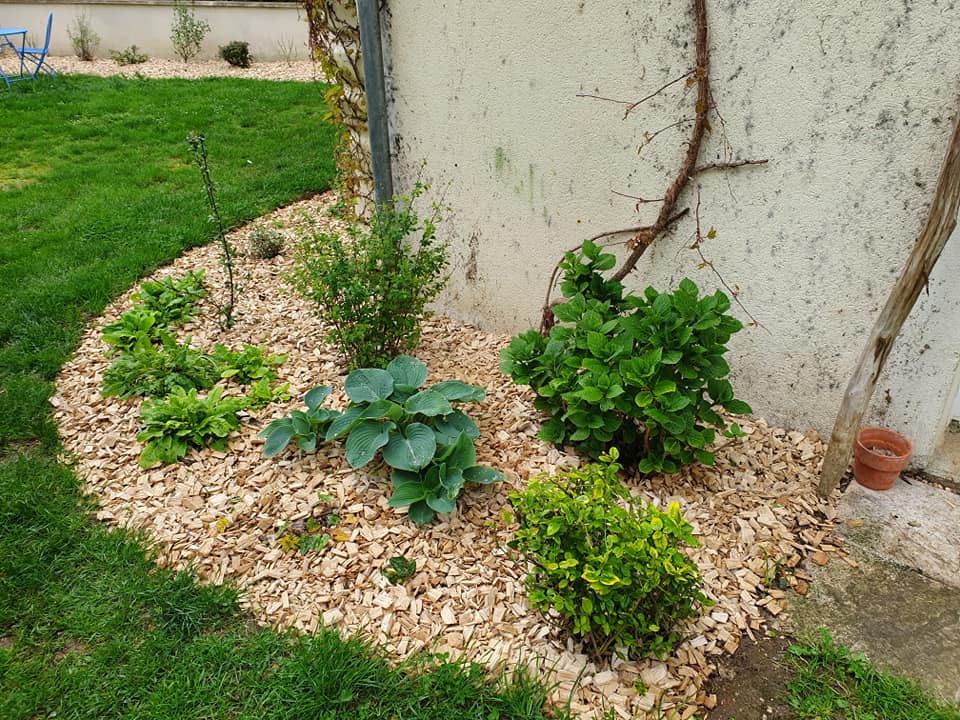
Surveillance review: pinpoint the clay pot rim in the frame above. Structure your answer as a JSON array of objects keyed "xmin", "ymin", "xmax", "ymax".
[{"xmin": 855, "ymin": 426, "xmax": 912, "ymax": 460}]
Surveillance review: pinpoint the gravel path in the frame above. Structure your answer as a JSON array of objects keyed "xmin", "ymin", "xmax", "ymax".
[{"xmin": 46, "ymin": 55, "xmax": 322, "ymax": 82}]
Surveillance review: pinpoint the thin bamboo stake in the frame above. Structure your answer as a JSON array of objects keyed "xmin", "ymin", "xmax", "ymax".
[{"xmin": 818, "ymin": 108, "xmax": 960, "ymax": 496}]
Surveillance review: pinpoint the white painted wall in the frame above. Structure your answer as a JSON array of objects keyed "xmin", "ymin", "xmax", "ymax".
[
  {"xmin": 0, "ymin": 1, "xmax": 308, "ymax": 61},
  {"xmin": 381, "ymin": 0, "xmax": 960, "ymax": 467}
]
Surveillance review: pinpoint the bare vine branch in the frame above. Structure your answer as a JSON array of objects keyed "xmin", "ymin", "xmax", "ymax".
[
  {"xmin": 689, "ymin": 188, "xmax": 765, "ymax": 331},
  {"xmin": 539, "ymin": 0, "xmax": 768, "ymax": 334}
]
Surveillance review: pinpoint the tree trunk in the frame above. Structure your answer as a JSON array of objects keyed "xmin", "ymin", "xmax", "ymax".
[{"xmin": 818, "ymin": 109, "xmax": 960, "ymax": 496}]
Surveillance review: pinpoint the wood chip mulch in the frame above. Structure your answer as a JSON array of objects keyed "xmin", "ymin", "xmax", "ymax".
[{"xmin": 53, "ymin": 191, "xmax": 844, "ymax": 719}]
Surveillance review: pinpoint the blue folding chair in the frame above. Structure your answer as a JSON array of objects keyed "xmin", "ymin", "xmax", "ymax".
[{"xmin": 20, "ymin": 13, "xmax": 56, "ymax": 79}]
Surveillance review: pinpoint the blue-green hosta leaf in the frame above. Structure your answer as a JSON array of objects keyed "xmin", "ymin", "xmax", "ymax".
[
  {"xmin": 404, "ymin": 388, "xmax": 453, "ymax": 417},
  {"xmin": 297, "ymin": 432, "xmax": 317, "ymax": 453},
  {"xmin": 463, "ymin": 466, "xmax": 504, "ymax": 485},
  {"xmin": 391, "ymin": 468, "xmax": 422, "ymax": 486},
  {"xmin": 388, "ymin": 481, "xmax": 427, "ymax": 507},
  {"xmin": 290, "ymin": 410, "xmax": 312, "ymax": 436},
  {"xmin": 441, "ymin": 468, "xmax": 464, "ymax": 495},
  {"xmin": 426, "ymin": 493, "xmax": 457, "ymax": 514},
  {"xmin": 304, "ymin": 385, "xmax": 332, "ymax": 411},
  {"xmin": 433, "ymin": 410, "xmax": 479, "ymax": 445},
  {"xmin": 386, "ymin": 355, "xmax": 428, "ymax": 388},
  {"xmin": 435, "ymin": 431, "xmax": 475, "ymax": 470},
  {"xmin": 345, "ymin": 419, "xmax": 394, "ymax": 468},
  {"xmin": 261, "ymin": 422, "xmax": 295, "ymax": 457},
  {"xmin": 382, "ymin": 423, "xmax": 436, "ymax": 471},
  {"xmin": 325, "ymin": 405, "xmax": 365, "ymax": 441},
  {"xmin": 431, "ymin": 380, "xmax": 486, "ymax": 403},
  {"xmin": 389, "ymin": 384, "xmax": 419, "ymax": 403},
  {"xmin": 344, "ymin": 368, "xmax": 394, "ymax": 403},
  {"xmin": 358, "ymin": 399, "xmax": 404, "ymax": 421},
  {"xmin": 406, "ymin": 500, "xmax": 436, "ymax": 526}
]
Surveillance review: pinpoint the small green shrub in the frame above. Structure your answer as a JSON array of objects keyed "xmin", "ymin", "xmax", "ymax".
[
  {"xmin": 246, "ymin": 226, "xmax": 284, "ymax": 259},
  {"xmin": 67, "ymin": 11, "xmax": 99, "ymax": 61},
  {"xmin": 170, "ymin": 2, "xmax": 211, "ymax": 62},
  {"xmin": 110, "ymin": 45, "xmax": 148, "ymax": 65},
  {"xmin": 219, "ymin": 40, "xmax": 252, "ymax": 68},
  {"xmin": 291, "ymin": 183, "xmax": 448, "ymax": 369},
  {"xmin": 500, "ymin": 239, "xmax": 750, "ymax": 474},
  {"xmin": 509, "ymin": 449, "xmax": 708, "ymax": 658},
  {"xmin": 259, "ymin": 355, "xmax": 501, "ymax": 525},
  {"xmin": 131, "ymin": 270, "xmax": 207, "ymax": 326},
  {"xmin": 137, "ymin": 385, "xmax": 245, "ymax": 468},
  {"xmin": 212, "ymin": 343, "xmax": 286, "ymax": 385},
  {"xmin": 102, "ymin": 339, "xmax": 220, "ymax": 399},
  {"xmin": 381, "ymin": 556, "xmax": 417, "ymax": 585}
]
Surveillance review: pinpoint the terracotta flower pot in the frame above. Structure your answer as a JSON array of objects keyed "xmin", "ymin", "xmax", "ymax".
[{"xmin": 852, "ymin": 427, "xmax": 912, "ymax": 491}]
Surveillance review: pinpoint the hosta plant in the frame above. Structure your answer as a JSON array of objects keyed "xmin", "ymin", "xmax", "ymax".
[
  {"xmin": 500, "ymin": 239, "xmax": 750, "ymax": 474},
  {"xmin": 137, "ymin": 385, "xmax": 245, "ymax": 468},
  {"xmin": 259, "ymin": 355, "xmax": 502, "ymax": 525},
  {"xmin": 509, "ymin": 448, "xmax": 708, "ymax": 658}
]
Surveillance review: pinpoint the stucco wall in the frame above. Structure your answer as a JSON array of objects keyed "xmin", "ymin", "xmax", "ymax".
[
  {"xmin": 381, "ymin": 0, "xmax": 960, "ymax": 466},
  {"xmin": 0, "ymin": 1, "xmax": 307, "ymax": 60}
]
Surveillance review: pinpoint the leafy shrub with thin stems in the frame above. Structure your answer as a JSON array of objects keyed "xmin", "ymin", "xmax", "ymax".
[
  {"xmin": 219, "ymin": 40, "xmax": 252, "ymax": 68},
  {"xmin": 259, "ymin": 355, "xmax": 502, "ymax": 525},
  {"xmin": 170, "ymin": 2, "xmax": 211, "ymax": 62},
  {"xmin": 67, "ymin": 11, "xmax": 100, "ymax": 61},
  {"xmin": 291, "ymin": 183, "xmax": 448, "ymax": 369},
  {"xmin": 509, "ymin": 448, "xmax": 708, "ymax": 658},
  {"xmin": 501, "ymin": 239, "xmax": 750, "ymax": 473}
]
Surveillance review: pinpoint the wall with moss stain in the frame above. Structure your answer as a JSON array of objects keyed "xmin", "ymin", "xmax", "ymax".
[{"xmin": 381, "ymin": 0, "xmax": 960, "ymax": 467}]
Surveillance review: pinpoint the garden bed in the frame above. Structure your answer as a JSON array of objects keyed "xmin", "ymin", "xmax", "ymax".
[{"xmin": 53, "ymin": 191, "xmax": 846, "ymax": 719}]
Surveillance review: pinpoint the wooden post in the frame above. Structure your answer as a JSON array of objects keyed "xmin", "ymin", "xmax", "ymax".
[{"xmin": 819, "ymin": 109, "xmax": 960, "ymax": 496}]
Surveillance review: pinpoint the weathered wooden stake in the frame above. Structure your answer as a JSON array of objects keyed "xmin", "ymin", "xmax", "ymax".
[{"xmin": 818, "ymin": 108, "xmax": 960, "ymax": 496}]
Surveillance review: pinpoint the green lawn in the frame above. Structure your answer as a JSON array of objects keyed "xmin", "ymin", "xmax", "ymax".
[{"xmin": 0, "ymin": 75, "xmax": 565, "ymax": 720}]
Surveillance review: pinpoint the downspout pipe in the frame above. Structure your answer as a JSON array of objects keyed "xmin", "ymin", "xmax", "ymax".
[{"xmin": 355, "ymin": 0, "xmax": 394, "ymax": 207}]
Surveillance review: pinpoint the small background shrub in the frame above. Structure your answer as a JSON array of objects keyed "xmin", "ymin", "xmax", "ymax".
[
  {"xmin": 170, "ymin": 2, "xmax": 211, "ymax": 62},
  {"xmin": 110, "ymin": 45, "xmax": 148, "ymax": 65},
  {"xmin": 291, "ymin": 183, "xmax": 448, "ymax": 369},
  {"xmin": 247, "ymin": 226, "xmax": 284, "ymax": 258},
  {"xmin": 509, "ymin": 449, "xmax": 708, "ymax": 658},
  {"xmin": 67, "ymin": 11, "xmax": 100, "ymax": 61},
  {"xmin": 219, "ymin": 40, "xmax": 252, "ymax": 68},
  {"xmin": 501, "ymin": 239, "xmax": 750, "ymax": 474}
]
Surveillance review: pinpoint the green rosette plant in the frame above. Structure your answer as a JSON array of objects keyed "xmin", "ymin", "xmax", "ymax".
[
  {"xmin": 501, "ymin": 239, "xmax": 751, "ymax": 474},
  {"xmin": 259, "ymin": 355, "xmax": 502, "ymax": 525}
]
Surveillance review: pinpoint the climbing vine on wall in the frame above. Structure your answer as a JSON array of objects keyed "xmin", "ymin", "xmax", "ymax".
[
  {"xmin": 304, "ymin": 0, "xmax": 373, "ymax": 213},
  {"xmin": 540, "ymin": 0, "xmax": 766, "ymax": 333}
]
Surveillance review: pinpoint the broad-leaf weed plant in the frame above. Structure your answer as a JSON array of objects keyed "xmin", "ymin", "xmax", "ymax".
[
  {"xmin": 501, "ymin": 239, "xmax": 751, "ymax": 474},
  {"xmin": 259, "ymin": 355, "xmax": 502, "ymax": 525},
  {"xmin": 291, "ymin": 183, "xmax": 448, "ymax": 369},
  {"xmin": 509, "ymin": 448, "xmax": 708, "ymax": 658}
]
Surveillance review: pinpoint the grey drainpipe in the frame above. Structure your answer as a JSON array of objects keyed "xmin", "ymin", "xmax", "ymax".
[{"xmin": 356, "ymin": 0, "xmax": 394, "ymax": 207}]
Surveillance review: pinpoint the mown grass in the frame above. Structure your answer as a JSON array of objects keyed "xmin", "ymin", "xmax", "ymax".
[
  {"xmin": 0, "ymin": 74, "xmax": 565, "ymax": 719},
  {"xmin": 786, "ymin": 630, "xmax": 960, "ymax": 720}
]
